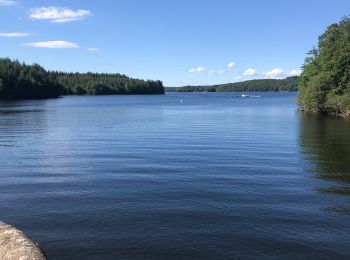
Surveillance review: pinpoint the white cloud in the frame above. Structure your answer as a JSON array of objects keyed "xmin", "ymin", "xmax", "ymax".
[
  {"xmin": 87, "ymin": 47, "xmax": 100, "ymax": 52},
  {"xmin": 188, "ymin": 66, "xmax": 206, "ymax": 73},
  {"xmin": 243, "ymin": 68, "xmax": 257, "ymax": 76},
  {"xmin": 208, "ymin": 69, "xmax": 227, "ymax": 76},
  {"xmin": 227, "ymin": 62, "xmax": 235, "ymax": 68},
  {"xmin": 0, "ymin": 0, "xmax": 16, "ymax": 6},
  {"xmin": 22, "ymin": 40, "xmax": 79, "ymax": 48},
  {"xmin": 234, "ymin": 76, "xmax": 241, "ymax": 80},
  {"xmin": 266, "ymin": 68, "xmax": 284, "ymax": 79},
  {"xmin": 0, "ymin": 32, "xmax": 31, "ymax": 37},
  {"xmin": 29, "ymin": 7, "xmax": 91, "ymax": 23},
  {"xmin": 288, "ymin": 69, "xmax": 301, "ymax": 76}
]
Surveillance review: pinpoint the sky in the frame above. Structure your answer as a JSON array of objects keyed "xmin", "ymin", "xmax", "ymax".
[{"xmin": 0, "ymin": 0, "xmax": 349, "ymax": 86}]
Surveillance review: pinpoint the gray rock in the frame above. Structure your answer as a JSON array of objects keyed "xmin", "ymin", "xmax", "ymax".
[{"xmin": 0, "ymin": 221, "xmax": 47, "ymax": 260}]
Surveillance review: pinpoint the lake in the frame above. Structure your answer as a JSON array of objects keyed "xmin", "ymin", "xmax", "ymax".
[{"xmin": 1, "ymin": 92, "xmax": 350, "ymax": 259}]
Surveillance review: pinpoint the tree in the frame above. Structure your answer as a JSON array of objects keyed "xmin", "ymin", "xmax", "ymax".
[
  {"xmin": 0, "ymin": 78, "xmax": 3, "ymax": 93},
  {"xmin": 298, "ymin": 17, "xmax": 350, "ymax": 116},
  {"xmin": 166, "ymin": 76, "xmax": 299, "ymax": 92},
  {"xmin": 0, "ymin": 58, "xmax": 165, "ymax": 99}
]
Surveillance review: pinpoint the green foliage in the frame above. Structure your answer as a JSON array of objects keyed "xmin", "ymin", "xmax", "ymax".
[
  {"xmin": 0, "ymin": 58, "xmax": 63, "ymax": 99},
  {"xmin": 298, "ymin": 16, "xmax": 350, "ymax": 116},
  {"xmin": 51, "ymin": 72, "xmax": 164, "ymax": 95},
  {"xmin": 166, "ymin": 76, "xmax": 299, "ymax": 92},
  {"xmin": 216, "ymin": 76, "xmax": 299, "ymax": 92},
  {"xmin": 166, "ymin": 85, "xmax": 217, "ymax": 92},
  {"xmin": 0, "ymin": 58, "xmax": 164, "ymax": 100}
]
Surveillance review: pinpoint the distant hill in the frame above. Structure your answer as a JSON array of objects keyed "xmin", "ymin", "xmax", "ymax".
[
  {"xmin": 0, "ymin": 58, "xmax": 164, "ymax": 100},
  {"xmin": 166, "ymin": 76, "xmax": 299, "ymax": 92}
]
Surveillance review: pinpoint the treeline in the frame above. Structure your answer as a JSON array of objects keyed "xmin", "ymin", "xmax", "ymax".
[
  {"xmin": 166, "ymin": 76, "xmax": 299, "ymax": 92},
  {"xmin": 166, "ymin": 85, "xmax": 217, "ymax": 92},
  {"xmin": 53, "ymin": 72, "xmax": 164, "ymax": 95},
  {"xmin": 298, "ymin": 16, "xmax": 350, "ymax": 117},
  {"xmin": 0, "ymin": 58, "xmax": 64, "ymax": 99},
  {"xmin": 0, "ymin": 58, "xmax": 164, "ymax": 100}
]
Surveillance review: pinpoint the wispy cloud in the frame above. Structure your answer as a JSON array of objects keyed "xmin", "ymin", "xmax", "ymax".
[
  {"xmin": 208, "ymin": 69, "xmax": 227, "ymax": 75},
  {"xmin": 189, "ymin": 61, "xmax": 237, "ymax": 76},
  {"xmin": 227, "ymin": 62, "xmax": 235, "ymax": 69},
  {"xmin": 265, "ymin": 68, "xmax": 284, "ymax": 79},
  {"xmin": 0, "ymin": 0, "xmax": 16, "ymax": 6},
  {"xmin": 22, "ymin": 40, "xmax": 79, "ymax": 48},
  {"xmin": 87, "ymin": 47, "xmax": 100, "ymax": 52},
  {"xmin": 288, "ymin": 69, "xmax": 301, "ymax": 76},
  {"xmin": 0, "ymin": 32, "xmax": 31, "ymax": 37},
  {"xmin": 188, "ymin": 66, "xmax": 206, "ymax": 73},
  {"xmin": 243, "ymin": 68, "xmax": 257, "ymax": 76},
  {"xmin": 29, "ymin": 7, "xmax": 91, "ymax": 23}
]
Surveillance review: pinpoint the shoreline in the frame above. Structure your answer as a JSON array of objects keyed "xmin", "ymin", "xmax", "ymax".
[{"xmin": 299, "ymin": 108, "xmax": 350, "ymax": 119}]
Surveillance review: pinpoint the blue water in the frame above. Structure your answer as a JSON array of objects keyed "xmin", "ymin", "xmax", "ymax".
[{"xmin": 1, "ymin": 92, "xmax": 350, "ymax": 259}]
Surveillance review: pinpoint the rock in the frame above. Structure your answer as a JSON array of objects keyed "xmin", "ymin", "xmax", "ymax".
[{"xmin": 0, "ymin": 221, "xmax": 47, "ymax": 260}]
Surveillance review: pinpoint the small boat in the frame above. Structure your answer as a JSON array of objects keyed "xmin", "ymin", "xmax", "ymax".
[{"xmin": 241, "ymin": 94, "xmax": 261, "ymax": 98}]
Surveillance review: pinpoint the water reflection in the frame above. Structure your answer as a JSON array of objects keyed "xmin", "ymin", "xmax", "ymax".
[
  {"xmin": 299, "ymin": 113, "xmax": 350, "ymax": 196},
  {"xmin": 0, "ymin": 109, "xmax": 44, "ymax": 115},
  {"xmin": 0, "ymin": 101, "xmax": 48, "ymax": 148}
]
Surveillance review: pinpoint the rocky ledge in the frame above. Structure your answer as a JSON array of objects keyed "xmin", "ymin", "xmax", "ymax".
[{"xmin": 0, "ymin": 221, "xmax": 47, "ymax": 260}]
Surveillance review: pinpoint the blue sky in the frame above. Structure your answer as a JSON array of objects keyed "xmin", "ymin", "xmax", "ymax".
[{"xmin": 0, "ymin": 0, "xmax": 349, "ymax": 86}]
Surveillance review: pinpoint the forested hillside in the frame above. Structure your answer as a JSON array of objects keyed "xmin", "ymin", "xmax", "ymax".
[
  {"xmin": 166, "ymin": 76, "xmax": 299, "ymax": 92},
  {"xmin": 0, "ymin": 58, "xmax": 64, "ymax": 99},
  {"xmin": 52, "ymin": 72, "xmax": 164, "ymax": 95},
  {"xmin": 0, "ymin": 58, "xmax": 164, "ymax": 100}
]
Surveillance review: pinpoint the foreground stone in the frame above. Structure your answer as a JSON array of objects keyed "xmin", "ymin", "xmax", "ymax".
[{"xmin": 0, "ymin": 221, "xmax": 47, "ymax": 260}]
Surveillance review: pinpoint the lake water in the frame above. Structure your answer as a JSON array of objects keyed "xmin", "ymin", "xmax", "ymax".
[{"xmin": 1, "ymin": 92, "xmax": 350, "ymax": 259}]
